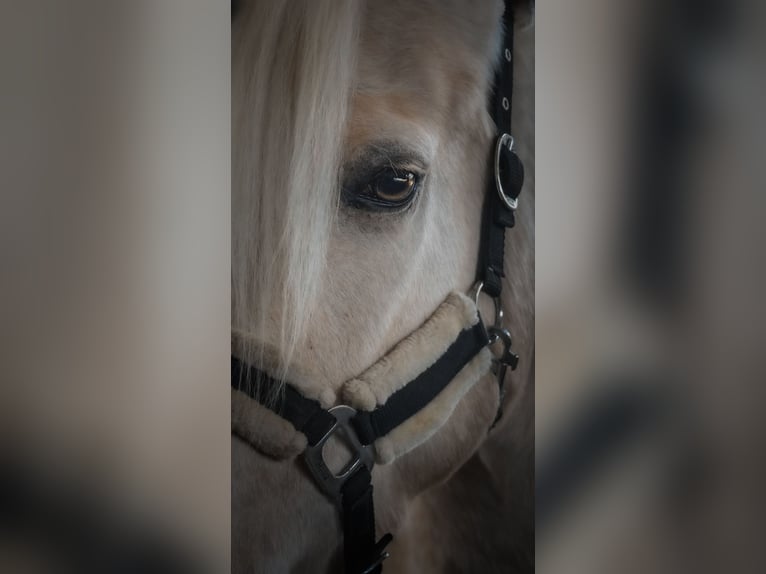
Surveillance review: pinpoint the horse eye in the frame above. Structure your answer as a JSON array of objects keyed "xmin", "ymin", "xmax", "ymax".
[
  {"xmin": 370, "ymin": 170, "xmax": 418, "ymax": 204},
  {"xmin": 341, "ymin": 166, "xmax": 422, "ymax": 212}
]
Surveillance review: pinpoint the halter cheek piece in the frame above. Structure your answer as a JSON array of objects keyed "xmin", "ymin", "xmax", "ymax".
[{"xmin": 232, "ymin": 3, "xmax": 523, "ymax": 573}]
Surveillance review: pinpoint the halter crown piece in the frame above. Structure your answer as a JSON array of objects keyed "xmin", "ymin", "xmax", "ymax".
[{"xmin": 231, "ymin": 3, "xmax": 523, "ymax": 573}]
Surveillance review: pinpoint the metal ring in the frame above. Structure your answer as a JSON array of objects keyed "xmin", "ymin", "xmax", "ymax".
[
  {"xmin": 303, "ymin": 405, "xmax": 375, "ymax": 502},
  {"xmin": 360, "ymin": 552, "xmax": 390, "ymax": 574},
  {"xmin": 501, "ymin": 97, "xmax": 509, "ymax": 111},
  {"xmin": 504, "ymin": 48, "xmax": 512, "ymax": 62},
  {"xmin": 494, "ymin": 133, "xmax": 519, "ymax": 211},
  {"xmin": 470, "ymin": 281, "xmax": 503, "ymax": 334}
]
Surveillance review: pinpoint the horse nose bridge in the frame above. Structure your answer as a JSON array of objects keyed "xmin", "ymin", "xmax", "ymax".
[{"xmin": 293, "ymin": 316, "xmax": 398, "ymax": 390}]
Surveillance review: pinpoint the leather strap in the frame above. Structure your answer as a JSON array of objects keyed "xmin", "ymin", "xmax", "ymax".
[
  {"xmin": 342, "ymin": 467, "xmax": 392, "ymax": 574},
  {"xmin": 231, "ymin": 318, "xmax": 488, "ymax": 574},
  {"xmin": 491, "ymin": 4, "xmax": 516, "ymax": 136},
  {"xmin": 231, "ymin": 320, "xmax": 488, "ymax": 450},
  {"xmin": 477, "ymin": 3, "xmax": 524, "ymax": 298},
  {"xmin": 231, "ymin": 357, "xmax": 335, "ymax": 446},
  {"xmin": 351, "ymin": 321, "xmax": 489, "ymax": 445}
]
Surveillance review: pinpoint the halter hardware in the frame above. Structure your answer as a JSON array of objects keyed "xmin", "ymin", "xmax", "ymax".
[
  {"xmin": 488, "ymin": 326, "xmax": 520, "ymax": 427},
  {"xmin": 303, "ymin": 405, "xmax": 375, "ymax": 501},
  {"xmin": 472, "ymin": 279, "xmax": 520, "ymax": 423},
  {"xmin": 470, "ymin": 280, "xmax": 504, "ymax": 337},
  {"xmin": 495, "ymin": 133, "xmax": 520, "ymax": 211}
]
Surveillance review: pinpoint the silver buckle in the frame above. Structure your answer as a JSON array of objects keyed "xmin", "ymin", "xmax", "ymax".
[
  {"xmin": 494, "ymin": 133, "xmax": 518, "ymax": 211},
  {"xmin": 360, "ymin": 552, "xmax": 390, "ymax": 574},
  {"xmin": 303, "ymin": 405, "xmax": 375, "ymax": 502},
  {"xmin": 470, "ymin": 281, "xmax": 503, "ymax": 343}
]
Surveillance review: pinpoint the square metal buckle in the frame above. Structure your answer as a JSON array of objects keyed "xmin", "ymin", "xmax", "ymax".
[{"xmin": 303, "ymin": 405, "xmax": 375, "ymax": 501}]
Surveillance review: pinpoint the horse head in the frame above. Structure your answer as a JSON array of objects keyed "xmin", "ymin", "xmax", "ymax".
[{"xmin": 232, "ymin": 1, "xmax": 533, "ymax": 571}]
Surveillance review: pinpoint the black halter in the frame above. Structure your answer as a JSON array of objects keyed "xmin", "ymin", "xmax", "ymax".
[{"xmin": 232, "ymin": 4, "xmax": 523, "ymax": 573}]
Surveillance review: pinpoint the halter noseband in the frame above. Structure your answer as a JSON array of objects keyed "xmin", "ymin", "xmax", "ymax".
[{"xmin": 232, "ymin": 3, "xmax": 523, "ymax": 573}]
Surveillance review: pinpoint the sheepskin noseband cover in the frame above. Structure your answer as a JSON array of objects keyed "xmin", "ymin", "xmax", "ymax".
[
  {"xmin": 231, "ymin": 291, "xmax": 492, "ymax": 464},
  {"xmin": 341, "ymin": 292, "xmax": 491, "ymax": 463}
]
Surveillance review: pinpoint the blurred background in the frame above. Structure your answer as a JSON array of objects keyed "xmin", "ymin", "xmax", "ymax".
[
  {"xmin": 537, "ymin": 0, "xmax": 766, "ymax": 572},
  {"xmin": 1, "ymin": 0, "xmax": 765, "ymax": 572},
  {"xmin": 0, "ymin": 1, "xmax": 230, "ymax": 572}
]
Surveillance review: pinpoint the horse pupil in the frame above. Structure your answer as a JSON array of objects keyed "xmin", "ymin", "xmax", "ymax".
[{"xmin": 376, "ymin": 172, "xmax": 413, "ymax": 200}]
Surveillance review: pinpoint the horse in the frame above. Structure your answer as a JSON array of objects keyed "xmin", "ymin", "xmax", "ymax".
[{"xmin": 231, "ymin": 1, "xmax": 534, "ymax": 572}]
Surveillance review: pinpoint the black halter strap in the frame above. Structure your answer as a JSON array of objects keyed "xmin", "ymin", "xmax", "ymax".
[
  {"xmin": 232, "ymin": 3, "xmax": 523, "ymax": 573},
  {"xmin": 350, "ymin": 321, "xmax": 489, "ymax": 444},
  {"xmin": 231, "ymin": 321, "xmax": 489, "ymax": 449},
  {"xmin": 231, "ymin": 357, "xmax": 336, "ymax": 445},
  {"xmin": 231, "ymin": 319, "xmax": 489, "ymax": 574},
  {"xmin": 478, "ymin": 4, "xmax": 524, "ymax": 299}
]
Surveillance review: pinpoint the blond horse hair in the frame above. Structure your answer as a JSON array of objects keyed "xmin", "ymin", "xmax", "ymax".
[{"xmin": 232, "ymin": 0, "xmax": 360, "ymax": 384}]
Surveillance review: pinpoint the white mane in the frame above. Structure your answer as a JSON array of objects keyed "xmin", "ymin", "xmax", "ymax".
[{"xmin": 231, "ymin": 0, "xmax": 361, "ymax": 381}]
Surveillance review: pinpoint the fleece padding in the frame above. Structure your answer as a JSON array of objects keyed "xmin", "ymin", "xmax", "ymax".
[
  {"xmin": 371, "ymin": 348, "xmax": 492, "ymax": 464},
  {"xmin": 340, "ymin": 292, "xmax": 492, "ymax": 464},
  {"xmin": 231, "ymin": 389, "xmax": 307, "ymax": 459},
  {"xmin": 232, "ymin": 291, "xmax": 493, "ymax": 464},
  {"xmin": 341, "ymin": 292, "xmax": 480, "ymax": 411}
]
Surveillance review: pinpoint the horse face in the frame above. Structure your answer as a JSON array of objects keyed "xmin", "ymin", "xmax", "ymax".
[
  {"xmin": 300, "ymin": 0, "xmax": 504, "ymax": 392},
  {"xmin": 232, "ymin": 2, "xmax": 534, "ymax": 569},
  {"xmin": 232, "ymin": 0, "xmax": 505, "ymax": 399}
]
